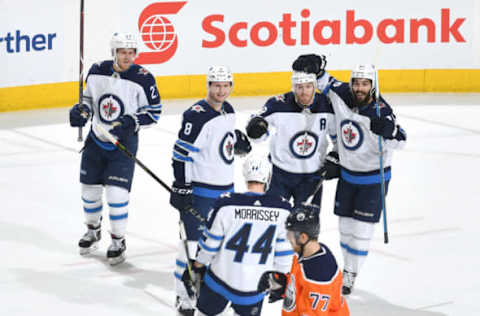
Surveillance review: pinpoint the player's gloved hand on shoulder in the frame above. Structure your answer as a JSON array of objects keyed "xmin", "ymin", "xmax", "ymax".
[
  {"xmin": 110, "ymin": 115, "xmax": 137, "ymax": 141},
  {"xmin": 292, "ymin": 54, "xmax": 327, "ymax": 79},
  {"xmin": 318, "ymin": 151, "xmax": 340, "ymax": 180},
  {"xmin": 234, "ymin": 129, "xmax": 251, "ymax": 156},
  {"xmin": 181, "ymin": 261, "xmax": 207, "ymax": 299},
  {"xmin": 69, "ymin": 103, "xmax": 90, "ymax": 127},
  {"xmin": 246, "ymin": 116, "xmax": 268, "ymax": 139},
  {"xmin": 370, "ymin": 116, "xmax": 395, "ymax": 139},
  {"xmin": 170, "ymin": 182, "xmax": 193, "ymax": 212},
  {"xmin": 258, "ymin": 271, "xmax": 288, "ymax": 303}
]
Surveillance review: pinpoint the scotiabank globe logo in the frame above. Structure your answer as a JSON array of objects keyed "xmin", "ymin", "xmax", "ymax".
[{"xmin": 135, "ymin": 1, "xmax": 186, "ymax": 64}]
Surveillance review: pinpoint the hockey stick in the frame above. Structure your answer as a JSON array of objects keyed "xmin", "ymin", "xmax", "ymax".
[
  {"xmin": 179, "ymin": 220, "xmax": 195, "ymax": 286},
  {"xmin": 95, "ymin": 124, "xmax": 205, "ymax": 223},
  {"xmin": 77, "ymin": 0, "xmax": 85, "ymax": 142},
  {"xmin": 374, "ymin": 68, "xmax": 389, "ymax": 244},
  {"xmin": 305, "ymin": 177, "xmax": 324, "ymax": 205}
]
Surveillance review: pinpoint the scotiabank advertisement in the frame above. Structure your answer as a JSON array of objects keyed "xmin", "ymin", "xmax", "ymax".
[{"xmin": 1, "ymin": 0, "xmax": 478, "ymax": 87}]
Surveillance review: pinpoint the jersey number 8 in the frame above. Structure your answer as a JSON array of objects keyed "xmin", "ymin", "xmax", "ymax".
[{"xmin": 225, "ymin": 223, "xmax": 276, "ymax": 264}]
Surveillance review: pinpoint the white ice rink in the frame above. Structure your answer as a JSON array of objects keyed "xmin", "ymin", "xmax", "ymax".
[{"xmin": 1, "ymin": 94, "xmax": 480, "ymax": 315}]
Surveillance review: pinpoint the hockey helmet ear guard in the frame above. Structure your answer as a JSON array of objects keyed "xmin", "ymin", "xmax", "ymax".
[
  {"xmin": 285, "ymin": 204, "xmax": 320, "ymax": 240},
  {"xmin": 349, "ymin": 64, "xmax": 376, "ymax": 96},
  {"xmin": 206, "ymin": 65, "xmax": 233, "ymax": 88}
]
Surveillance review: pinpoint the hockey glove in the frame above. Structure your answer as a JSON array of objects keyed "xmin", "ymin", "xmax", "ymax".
[
  {"xmin": 170, "ymin": 182, "xmax": 193, "ymax": 212},
  {"xmin": 234, "ymin": 129, "xmax": 252, "ymax": 156},
  {"xmin": 257, "ymin": 271, "xmax": 288, "ymax": 303},
  {"xmin": 370, "ymin": 116, "xmax": 395, "ymax": 139},
  {"xmin": 292, "ymin": 54, "xmax": 327, "ymax": 79},
  {"xmin": 318, "ymin": 151, "xmax": 340, "ymax": 180},
  {"xmin": 69, "ymin": 103, "xmax": 90, "ymax": 127},
  {"xmin": 181, "ymin": 261, "xmax": 207, "ymax": 299},
  {"xmin": 246, "ymin": 116, "xmax": 268, "ymax": 139},
  {"xmin": 110, "ymin": 115, "xmax": 137, "ymax": 141}
]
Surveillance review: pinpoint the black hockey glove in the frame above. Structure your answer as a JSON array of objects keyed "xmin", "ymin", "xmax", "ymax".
[
  {"xmin": 69, "ymin": 103, "xmax": 90, "ymax": 127},
  {"xmin": 292, "ymin": 54, "xmax": 327, "ymax": 79},
  {"xmin": 246, "ymin": 116, "xmax": 269, "ymax": 139},
  {"xmin": 370, "ymin": 116, "xmax": 395, "ymax": 139},
  {"xmin": 181, "ymin": 261, "xmax": 207, "ymax": 299},
  {"xmin": 318, "ymin": 151, "xmax": 340, "ymax": 180},
  {"xmin": 170, "ymin": 182, "xmax": 193, "ymax": 212},
  {"xmin": 110, "ymin": 115, "xmax": 137, "ymax": 141},
  {"xmin": 234, "ymin": 129, "xmax": 252, "ymax": 156},
  {"xmin": 257, "ymin": 271, "xmax": 288, "ymax": 303}
]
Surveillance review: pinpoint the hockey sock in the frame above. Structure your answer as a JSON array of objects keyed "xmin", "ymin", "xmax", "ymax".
[
  {"xmin": 343, "ymin": 218, "xmax": 375, "ymax": 274},
  {"xmin": 105, "ymin": 185, "xmax": 129, "ymax": 237},
  {"xmin": 339, "ymin": 216, "xmax": 355, "ymax": 261},
  {"xmin": 81, "ymin": 184, "xmax": 103, "ymax": 225}
]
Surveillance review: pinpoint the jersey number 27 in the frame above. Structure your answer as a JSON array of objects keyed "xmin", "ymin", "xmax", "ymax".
[{"xmin": 226, "ymin": 223, "xmax": 276, "ymax": 264}]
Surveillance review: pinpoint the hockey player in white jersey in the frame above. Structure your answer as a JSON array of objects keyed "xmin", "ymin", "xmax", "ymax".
[
  {"xmin": 170, "ymin": 66, "xmax": 251, "ymax": 315},
  {"xmin": 181, "ymin": 155, "xmax": 293, "ymax": 316},
  {"xmin": 293, "ymin": 55, "xmax": 407, "ymax": 294},
  {"xmin": 69, "ymin": 32, "xmax": 161, "ymax": 265},
  {"xmin": 245, "ymin": 70, "xmax": 337, "ymax": 209}
]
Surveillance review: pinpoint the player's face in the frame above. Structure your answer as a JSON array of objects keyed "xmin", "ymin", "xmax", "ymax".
[
  {"xmin": 115, "ymin": 48, "xmax": 136, "ymax": 72},
  {"xmin": 287, "ymin": 231, "xmax": 303, "ymax": 254},
  {"xmin": 208, "ymin": 82, "xmax": 232, "ymax": 103},
  {"xmin": 351, "ymin": 78, "xmax": 373, "ymax": 105},
  {"xmin": 294, "ymin": 82, "xmax": 315, "ymax": 106}
]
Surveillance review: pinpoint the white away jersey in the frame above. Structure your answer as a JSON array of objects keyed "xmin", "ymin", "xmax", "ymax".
[
  {"xmin": 196, "ymin": 192, "xmax": 293, "ymax": 305},
  {"xmin": 252, "ymin": 92, "xmax": 336, "ymax": 174},
  {"xmin": 83, "ymin": 60, "xmax": 161, "ymax": 145},
  {"xmin": 321, "ymin": 75, "xmax": 407, "ymax": 184},
  {"xmin": 172, "ymin": 100, "xmax": 236, "ymax": 197}
]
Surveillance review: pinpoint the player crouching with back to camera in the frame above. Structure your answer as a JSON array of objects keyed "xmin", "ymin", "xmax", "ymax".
[
  {"xmin": 293, "ymin": 54, "xmax": 407, "ymax": 294},
  {"xmin": 69, "ymin": 32, "xmax": 161, "ymax": 265},
  {"xmin": 258, "ymin": 205, "xmax": 349, "ymax": 315},
  {"xmin": 245, "ymin": 68, "xmax": 337, "ymax": 210},
  {"xmin": 170, "ymin": 66, "xmax": 251, "ymax": 315},
  {"xmin": 181, "ymin": 155, "xmax": 294, "ymax": 316}
]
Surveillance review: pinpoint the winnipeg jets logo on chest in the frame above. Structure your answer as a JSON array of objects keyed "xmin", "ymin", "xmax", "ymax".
[
  {"xmin": 340, "ymin": 120, "xmax": 364, "ymax": 150},
  {"xmin": 98, "ymin": 94, "xmax": 124, "ymax": 123},
  {"xmin": 289, "ymin": 131, "xmax": 318, "ymax": 159},
  {"xmin": 219, "ymin": 132, "xmax": 235, "ymax": 164}
]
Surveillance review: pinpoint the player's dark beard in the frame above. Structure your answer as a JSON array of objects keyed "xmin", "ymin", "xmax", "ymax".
[{"xmin": 352, "ymin": 91, "xmax": 370, "ymax": 107}]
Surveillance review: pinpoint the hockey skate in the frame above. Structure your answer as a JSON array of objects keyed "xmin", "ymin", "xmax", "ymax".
[
  {"xmin": 175, "ymin": 296, "xmax": 195, "ymax": 316},
  {"xmin": 107, "ymin": 234, "xmax": 126, "ymax": 266},
  {"xmin": 78, "ymin": 223, "xmax": 101, "ymax": 255},
  {"xmin": 342, "ymin": 270, "xmax": 357, "ymax": 295}
]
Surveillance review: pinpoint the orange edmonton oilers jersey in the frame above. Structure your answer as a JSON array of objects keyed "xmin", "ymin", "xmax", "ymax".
[{"xmin": 282, "ymin": 243, "xmax": 349, "ymax": 316}]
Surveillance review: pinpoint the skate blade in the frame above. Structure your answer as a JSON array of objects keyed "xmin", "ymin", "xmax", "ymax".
[
  {"xmin": 108, "ymin": 255, "xmax": 126, "ymax": 266},
  {"xmin": 79, "ymin": 243, "xmax": 99, "ymax": 256}
]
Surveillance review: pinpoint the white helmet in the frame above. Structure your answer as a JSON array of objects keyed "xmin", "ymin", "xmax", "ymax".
[
  {"xmin": 242, "ymin": 154, "xmax": 272, "ymax": 188},
  {"xmin": 291, "ymin": 71, "xmax": 317, "ymax": 91},
  {"xmin": 207, "ymin": 65, "xmax": 233, "ymax": 87},
  {"xmin": 350, "ymin": 64, "xmax": 376, "ymax": 96},
  {"xmin": 110, "ymin": 32, "xmax": 138, "ymax": 63}
]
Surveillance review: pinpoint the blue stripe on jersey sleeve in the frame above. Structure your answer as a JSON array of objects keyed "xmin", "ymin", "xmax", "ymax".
[
  {"xmin": 274, "ymin": 250, "xmax": 294, "ymax": 257},
  {"xmin": 176, "ymin": 139, "xmax": 200, "ymax": 152},
  {"xmin": 199, "ymin": 238, "xmax": 221, "ymax": 253},
  {"xmin": 173, "ymin": 151, "xmax": 193, "ymax": 162},
  {"xmin": 203, "ymin": 228, "xmax": 224, "ymax": 241}
]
